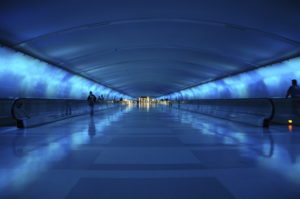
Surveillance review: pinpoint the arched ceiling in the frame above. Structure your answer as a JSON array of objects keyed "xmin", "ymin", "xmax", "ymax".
[{"xmin": 1, "ymin": 0, "xmax": 300, "ymax": 98}]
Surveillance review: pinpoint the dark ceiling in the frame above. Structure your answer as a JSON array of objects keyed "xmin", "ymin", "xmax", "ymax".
[{"xmin": 1, "ymin": 0, "xmax": 300, "ymax": 97}]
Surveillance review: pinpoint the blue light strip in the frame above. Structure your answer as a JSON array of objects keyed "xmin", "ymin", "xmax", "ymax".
[
  {"xmin": 158, "ymin": 57, "xmax": 300, "ymax": 100},
  {"xmin": 0, "ymin": 45, "xmax": 132, "ymax": 99}
]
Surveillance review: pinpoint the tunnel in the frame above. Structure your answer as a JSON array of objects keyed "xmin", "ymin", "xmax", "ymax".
[{"xmin": 1, "ymin": 1, "xmax": 300, "ymax": 199}]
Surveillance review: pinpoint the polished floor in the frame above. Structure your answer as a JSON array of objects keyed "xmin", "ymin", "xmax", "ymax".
[{"xmin": 0, "ymin": 104, "xmax": 300, "ymax": 199}]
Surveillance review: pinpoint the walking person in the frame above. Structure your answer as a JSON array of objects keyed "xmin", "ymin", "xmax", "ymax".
[
  {"xmin": 286, "ymin": 79, "xmax": 300, "ymax": 98},
  {"xmin": 87, "ymin": 91, "xmax": 97, "ymax": 116}
]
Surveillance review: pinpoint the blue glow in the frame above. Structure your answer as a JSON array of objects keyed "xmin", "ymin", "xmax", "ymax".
[
  {"xmin": 0, "ymin": 107, "xmax": 130, "ymax": 192},
  {"xmin": 170, "ymin": 108, "xmax": 300, "ymax": 184},
  {"xmin": 0, "ymin": 46, "xmax": 132, "ymax": 99},
  {"xmin": 158, "ymin": 57, "xmax": 300, "ymax": 99}
]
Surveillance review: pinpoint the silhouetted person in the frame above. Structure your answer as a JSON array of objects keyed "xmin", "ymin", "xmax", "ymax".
[
  {"xmin": 13, "ymin": 100, "xmax": 30, "ymax": 128},
  {"xmin": 286, "ymin": 79, "xmax": 300, "ymax": 98},
  {"xmin": 97, "ymin": 95, "xmax": 105, "ymax": 103},
  {"xmin": 87, "ymin": 91, "xmax": 97, "ymax": 115}
]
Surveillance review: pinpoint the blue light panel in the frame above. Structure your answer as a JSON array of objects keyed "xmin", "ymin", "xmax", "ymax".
[
  {"xmin": 0, "ymin": 46, "xmax": 132, "ymax": 100},
  {"xmin": 158, "ymin": 57, "xmax": 300, "ymax": 100}
]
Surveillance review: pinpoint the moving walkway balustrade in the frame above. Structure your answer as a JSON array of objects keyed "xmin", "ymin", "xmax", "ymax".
[
  {"xmin": 0, "ymin": 99, "xmax": 15, "ymax": 126},
  {"xmin": 0, "ymin": 98, "xmax": 121, "ymax": 128},
  {"xmin": 271, "ymin": 99, "xmax": 300, "ymax": 125},
  {"xmin": 169, "ymin": 98, "xmax": 300, "ymax": 127},
  {"xmin": 0, "ymin": 98, "xmax": 299, "ymax": 128}
]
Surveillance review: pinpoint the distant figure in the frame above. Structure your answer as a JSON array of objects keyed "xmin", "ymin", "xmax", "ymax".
[
  {"xmin": 286, "ymin": 79, "xmax": 300, "ymax": 98},
  {"xmin": 97, "ymin": 95, "xmax": 104, "ymax": 103},
  {"xmin": 13, "ymin": 100, "xmax": 30, "ymax": 128},
  {"xmin": 87, "ymin": 91, "xmax": 97, "ymax": 115}
]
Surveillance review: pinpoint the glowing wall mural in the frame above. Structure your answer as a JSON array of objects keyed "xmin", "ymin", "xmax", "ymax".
[
  {"xmin": 158, "ymin": 57, "xmax": 300, "ymax": 100},
  {"xmin": 0, "ymin": 45, "xmax": 132, "ymax": 100}
]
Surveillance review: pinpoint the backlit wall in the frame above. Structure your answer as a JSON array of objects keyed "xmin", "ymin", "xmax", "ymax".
[
  {"xmin": 158, "ymin": 57, "xmax": 300, "ymax": 100},
  {"xmin": 0, "ymin": 45, "xmax": 131, "ymax": 100}
]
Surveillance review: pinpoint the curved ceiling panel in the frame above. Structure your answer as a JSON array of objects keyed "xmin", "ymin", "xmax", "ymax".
[{"xmin": 1, "ymin": 0, "xmax": 300, "ymax": 97}]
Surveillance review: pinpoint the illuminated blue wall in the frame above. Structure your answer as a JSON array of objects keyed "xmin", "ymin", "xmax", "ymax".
[
  {"xmin": 158, "ymin": 57, "xmax": 300, "ymax": 100},
  {"xmin": 0, "ymin": 45, "xmax": 132, "ymax": 100}
]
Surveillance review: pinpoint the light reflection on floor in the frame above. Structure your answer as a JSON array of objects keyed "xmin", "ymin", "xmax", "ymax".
[
  {"xmin": 0, "ymin": 104, "xmax": 300, "ymax": 199},
  {"xmin": 168, "ymin": 107, "xmax": 300, "ymax": 185},
  {"xmin": 0, "ymin": 106, "xmax": 130, "ymax": 195}
]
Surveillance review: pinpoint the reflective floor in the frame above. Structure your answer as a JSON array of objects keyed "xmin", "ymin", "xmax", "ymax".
[{"xmin": 1, "ymin": 104, "xmax": 300, "ymax": 199}]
